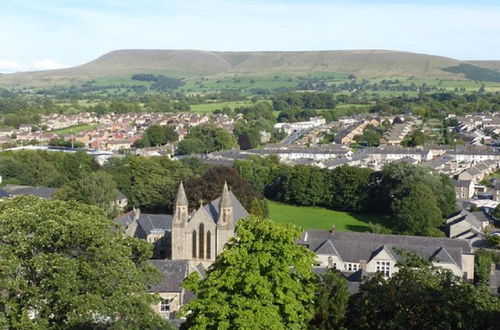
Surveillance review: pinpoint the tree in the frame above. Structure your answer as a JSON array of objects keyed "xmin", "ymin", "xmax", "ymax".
[
  {"xmin": 345, "ymin": 261, "xmax": 500, "ymax": 330},
  {"xmin": 390, "ymin": 183, "xmax": 443, "ymax": 235},
  {"xmin": 309, "ymin": 269, "xmax": 349, "ymax": 330},
  {"xmin": 54, "ymin": 171, "xmax": 119, "ymax": 216},
  {"xmin": 184, "ymin": 166, "xmax": 261, "ymax": 210},
  {"xmin": 176, "ymin": 137, "xmax": 206, "ymax": 155},
  {"xmin": 328, "ymin": 165, "xmax": 373, "ymax": 212},
  {"xmin": 369, "ymin": 162, "xmax": 457, "ymax": 218},
  {"xmin": 0, "ymin": 196, "xmax": 170, "ymax": 329},
  {"xmin": 180, "ymin": 216, "xmax": 317, "ymax": 329},
  {"xmin": 249, "ymin": 197, "xmax": 270, "ymax": 218},
  {"xmin": 177, "ymin": 124, "xmax": 237, "ymax": 155},
  {"xmin": 134, "ymin": 125, "xmax": 178, "ymax": 148}
]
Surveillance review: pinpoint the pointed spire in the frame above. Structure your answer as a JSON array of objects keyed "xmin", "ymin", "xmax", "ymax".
[
  {"xmin": 175, "ymin": 181, "xmax": 188, "ymax": 206},
  {"xmin": 220, "ymin": 181, "xmax": 232, "ymax": 208}
]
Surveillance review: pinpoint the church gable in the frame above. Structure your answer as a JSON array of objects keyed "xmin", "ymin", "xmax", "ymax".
[{"xmin": 187, "ymin": 206, "xmax": 216, "ymax": 230}]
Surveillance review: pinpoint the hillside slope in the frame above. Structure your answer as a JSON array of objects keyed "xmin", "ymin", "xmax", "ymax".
[{"xmin": 0, "ymin": 49, "xmax": 489, "ymax": 87}]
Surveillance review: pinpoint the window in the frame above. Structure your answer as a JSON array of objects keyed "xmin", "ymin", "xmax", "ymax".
[
  {"xmin": 199, "ymin": 223, "xmax": 204, "ymax": 259},
  {"xmin": 206, "ymin": 230, "xmax": 211, "ymax": 259},
  {"xmin": 345, "ymin": 263, "xmax": 359, "ymax": 272},
  {"xmin": 160, "ymin": 298, "xmax": 173, "ymax": 312},
  {"xmin": 192, "ymin": 230, "xmax": 197, "ymax": 259},
  {"xmin": 328, "ymin": 256, "xmax": 333, "ymax": 268},
  {"xmin": 376, "ymin": 261, "xmax": 391, "ymax": 277}
]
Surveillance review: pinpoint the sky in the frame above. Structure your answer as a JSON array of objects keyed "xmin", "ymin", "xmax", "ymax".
[{"xmin": 1, "ymin": 0, "xmax": 500, "ymax": 73}]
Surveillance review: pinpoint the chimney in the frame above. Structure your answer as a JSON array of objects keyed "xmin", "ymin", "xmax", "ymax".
[
  {"xmin": 134, "ymin": 207, "xmax": 141, "ymax": 220},
  {"xmin": 329, "ymin": 225, "xmax": 336, "ymax": 235}
]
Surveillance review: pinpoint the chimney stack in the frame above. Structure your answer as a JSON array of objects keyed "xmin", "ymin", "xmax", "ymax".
[{"xmin": 329, "ymin": 225, "xmax": 336, "ymax": 235}]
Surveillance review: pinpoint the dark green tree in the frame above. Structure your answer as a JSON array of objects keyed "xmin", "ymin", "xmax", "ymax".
[
  {"xmin": 309, "ymin": 269, "xmax": 349, "ymax": 330},
  {"xmin": 345, "ymin": 262, "xmax": 500, "ymax": 330},
  {"xmin": 390, "ymin": 183, "xmax": 443, "ymax": 235},
  {"xmin": 329, "ymin": 165, "xmax": 373, "ymax": 212}
]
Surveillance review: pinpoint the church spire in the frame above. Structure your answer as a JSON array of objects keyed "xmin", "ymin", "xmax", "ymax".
[
  {"xmin": 220, "ymin": 181, "xmax": 232, "ymax": 208},
  {"xmin": 175, "ymin": 181, "xmax": 188, "ymax": 206}
]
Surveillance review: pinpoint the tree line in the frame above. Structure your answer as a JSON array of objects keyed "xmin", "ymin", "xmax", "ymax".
[{"xmin": 235, "ymin": 156, "xmax": 456, "ymax": 236}]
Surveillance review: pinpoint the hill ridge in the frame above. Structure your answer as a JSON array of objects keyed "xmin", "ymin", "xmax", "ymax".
[{"xmin": 1, "ymin": 49, "xmax": 499, "ymax": 87}]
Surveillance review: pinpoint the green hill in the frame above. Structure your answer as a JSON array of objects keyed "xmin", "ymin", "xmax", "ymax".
[{"xmin": 0, "ymin": 49, "xmax": 498, "ymax": 87}]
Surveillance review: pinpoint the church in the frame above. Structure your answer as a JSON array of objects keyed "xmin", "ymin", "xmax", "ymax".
[{"xmin": 114, "ymin": 181, "xmax": 249, "ymax": 318}]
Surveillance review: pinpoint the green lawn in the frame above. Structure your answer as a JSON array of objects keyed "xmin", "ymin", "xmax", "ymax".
[
  {"xmin": 269, "ymin": 201, "xmax": 383, "ymax": 232},
  {"xmin": 51, "ymin": 124, "xmax": 99, "ymax": 135},
  {"xmin": 190, "ymin": 100, "xmax": 272, "ymax": 113}
]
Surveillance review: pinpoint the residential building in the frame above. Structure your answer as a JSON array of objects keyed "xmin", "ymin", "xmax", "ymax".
[{"xmin": 300, "ymin": 230, "xmax": 475, "ymax": 287}]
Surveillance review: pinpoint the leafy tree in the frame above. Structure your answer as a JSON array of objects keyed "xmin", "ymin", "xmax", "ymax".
[
  {"xmin": 54, "ymin": 171, "xmax": 119, "ymax": 216},
  {"xmin": 474, "ymin": 249, "xmax": 500, "ymax": 286},
  {"xmin": 234, "ymin": 155, "xmax": 282, "ymax": 194},
  {"xmin": 390, "ymin": 183, "xmax": 443, "ymax": 235},
  {"xmin": 345, "ymin": 262, "xmax": 500, "ymax": 330},
  {"xmin": 184, "ymin": 166, "xmax": 261, "ymax": 210},
  {"xmin": 280, "ymin": 165, "xmax": 330, "ymax": 207},
  {"xmin": 369, "ymin": 162, "xmax": 457, "ymax": 218},
  {"xmin": 329, "ymin": 165, "xmax": 373, "ymax": 212},
  {"xmin": 102, "ymin": 156, "xmax": 197, "ymax": 213},
  {"xmin": 134, "ymin": 124, "xmax": 178, "ymax": 148},
  {"xmin": 181, "ymin": 216, "xmax": 317, "ymax": 329},
  {"xmin": 0, "ymin": 197, "xmax": 170, "ymax": 329},
  {"xmin": 309, "ymin": 269, "xmax": 349, "ymax": 330},
  {"xmin": 176, "ymin": 137, "xmax": 207, "ymax": 155},
  {"xmin": 249, "ymin": 197, "xmax": 270, "ymax": 218},
  {"xmin": 177, "ymin": 124, "xmax": 237, "ymax": 155},
  {"xmin": 402, "ymin": 129, "xmax": 426, "ymax": 147}
]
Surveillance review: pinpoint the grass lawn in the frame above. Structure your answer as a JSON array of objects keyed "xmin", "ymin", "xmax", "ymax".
[
  {"xmin": 190, "ymin": 100, "xmax": 273, "ymax": 113},
  {"xmin": 51, "ymin": 124, "xmax": 99, "ymax": 135},
  {"xmin": 269, "ymin": 201, "xmax": 383, "ymax": 232}
]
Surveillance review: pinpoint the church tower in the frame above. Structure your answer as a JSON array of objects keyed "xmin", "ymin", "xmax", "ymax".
[
  {"xmin": 172, "ymin": 182, "xmax": 188, "ymax": 259},
  {"xmin": 216, "ymin": 182, "xmax": 235, "ymax": 255}
]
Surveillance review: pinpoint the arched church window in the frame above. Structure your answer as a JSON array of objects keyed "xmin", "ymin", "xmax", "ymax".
[
  {"xmin": 199, "ymin": 223, "xmax": 205, "ymax": 259},
  {"xmin": 192, "ymin": 230, "xmax": 197, "ymax": 259},
  {"xmin": 206, "ymin": 230, "xmax": 211, "ymax": 259}
]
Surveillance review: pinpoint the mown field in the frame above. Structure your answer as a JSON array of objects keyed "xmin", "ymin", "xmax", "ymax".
[
  {"xmin": 51, "ymin": 124, "xmax": 100, "ymax": 135},
  {"xmin": 268, "ymin": 201, "xmax": 383, "ymax": 232},
  {"xmin": 190, "ymin": 101, "xmax": 255, "ymax": 113}
]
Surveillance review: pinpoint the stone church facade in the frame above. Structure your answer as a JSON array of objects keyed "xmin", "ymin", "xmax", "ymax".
[
  {"xmin": 171, "ymin": 181, "xmax": 248, "ymax": 266},
  {"xmin": 114, "ymin": 181, "xmax": 249, "ymax": 319}
]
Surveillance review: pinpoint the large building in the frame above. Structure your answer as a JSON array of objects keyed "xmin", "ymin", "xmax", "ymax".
[
  {"xmin": 114, "ymin": 182, "xmax": 249, "ymax": 319},
  {"xmin": 300, "ymin": 229, "xmax": 475, "ymax": 292}
]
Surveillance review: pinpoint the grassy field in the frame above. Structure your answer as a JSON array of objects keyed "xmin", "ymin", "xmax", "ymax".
[
  {"xmin": 51, "ymin": 124, "xmax": 99, "ymax": 135},
  {"xmin": 269, "ymin": 201, "xmax": 383, "ymax": 232},
  {"xmin": 190, "ymin": 101, "xmax": 255, "ymax": 113}
]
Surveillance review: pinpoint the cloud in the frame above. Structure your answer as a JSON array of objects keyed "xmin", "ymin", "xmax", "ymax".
[
  {"xmin": 0, "ymin": 59, "xmax": 69, "ymax": 73},
  {"xmin": 0, "ymin": 60, "xmax": 25, "ymax": 73},
  {"xmin": 32, "ymin": 59, "xmax": 68, "ymax": 70}
]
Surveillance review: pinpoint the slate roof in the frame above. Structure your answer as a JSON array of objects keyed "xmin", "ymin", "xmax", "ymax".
[
  {"xmin": 148, "ymin": 260, "xmax": 189, "ymax": 293},
  {"xmin": 137, "ymin": 214, "xmax": 173, "ymax": 236},
  {"xmin": 202, "ymin": 191, "xmax": 249, "ymax": 224},
  {"xmin": 0, "ymin": 189, "xmax": 10, "ymax": 198},
  {"xmin": 303, "ymin": 231, "xmax": 472, "ymax": 268},
  {"xmin": 3, "ymin": 184, "xmax": 58, "ymax": 199},
  {"xmin": 452, "ymin": 179, "xmax": 472, "ymax": 188}
]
